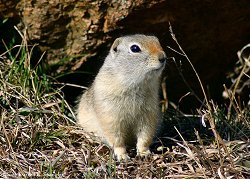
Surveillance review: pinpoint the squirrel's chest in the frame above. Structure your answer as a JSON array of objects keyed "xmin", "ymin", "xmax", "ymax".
[
  {"xmin": 94, "ymin": 82, "xmax": 159, "ymax": 114},
  {"xmin": 111, "ymin": 88, "xmax": 158, "ymax": 116}
]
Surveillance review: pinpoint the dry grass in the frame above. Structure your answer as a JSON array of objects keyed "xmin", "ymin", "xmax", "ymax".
[{"xmin": 0, "ymin": 28, "xmax": 249, "ymax": 178}]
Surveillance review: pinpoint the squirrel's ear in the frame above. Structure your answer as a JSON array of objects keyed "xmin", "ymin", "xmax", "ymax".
[{"xmin": 111, "ymin": 38, "xmax": 121, "ymax": 55}]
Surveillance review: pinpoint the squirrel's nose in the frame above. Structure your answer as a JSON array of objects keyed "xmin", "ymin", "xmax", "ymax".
[
  {"xmin": 159, "ymin": 57, "xmax": 166, "ymax": 63},
  {"xmin": 158, "ymin": 52, "xmax": 167, "ymax": 63}
]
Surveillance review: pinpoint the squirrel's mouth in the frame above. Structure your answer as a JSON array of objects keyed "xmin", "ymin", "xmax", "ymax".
[{"xmin": 151, "ymin": 61, "xmax": 166, "ymax": 71}]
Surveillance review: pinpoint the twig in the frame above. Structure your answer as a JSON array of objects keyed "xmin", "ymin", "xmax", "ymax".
[
  {"xmin": 168, "ymin": 56, "xmax": 204, "ymax": 105},
  {"xmin": 168, "ymin": 23, "xmax": 235, "ymax": 168},
  {"xmin": 168, "ymin": 24, "xmax": 209, "ymax": 109},
  {"xmin": 227, "ymin": 51, "xmax": 248, "ymax": 120},
  {"xmin": 161, "ymin": 76, "xmax": 168, "ymax": 112},
  {"xmin": 52, "ymin": 82, "xmax": 88, "ymax": 89}
]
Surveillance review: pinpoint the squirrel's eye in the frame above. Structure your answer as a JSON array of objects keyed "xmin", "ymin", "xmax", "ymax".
[{"xmin": 130, "ymin": 44, "xmax": 141, "ymax": 53}]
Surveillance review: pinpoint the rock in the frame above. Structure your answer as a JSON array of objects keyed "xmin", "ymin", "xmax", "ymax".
[{"xmin": 0, "ymin": 0, "xmax": 160, "ymax": 72}]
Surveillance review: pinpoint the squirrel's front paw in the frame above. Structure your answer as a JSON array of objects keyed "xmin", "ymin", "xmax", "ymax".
[
  {"xmin": 114, "ymin": 147, "xmax": 130, "ymax": 162},
  {"xmin": 116, "ymin": 153, "xmax": 130, "ymax": 161},
  {"xmin": 137, "ymin": 150, "xmax": 151, "ymax": 157},
  {"xmin": 137, "ymin": 146, "xmax": 151, "ymax": 157}
]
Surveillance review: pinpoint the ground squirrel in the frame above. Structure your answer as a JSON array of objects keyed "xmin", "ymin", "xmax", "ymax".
[{"xmin": 76, "ymin": 34, "xmax": 166, "ymax": 161}]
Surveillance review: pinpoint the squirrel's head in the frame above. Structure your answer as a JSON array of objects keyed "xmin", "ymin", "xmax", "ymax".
[
  {"xmin": 100, "ymin": 34, "xmax": 167, "ymax": 86},
  {"xmin": 108, "ymin": 34, "xmax": 166, "ymax": 78}
]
